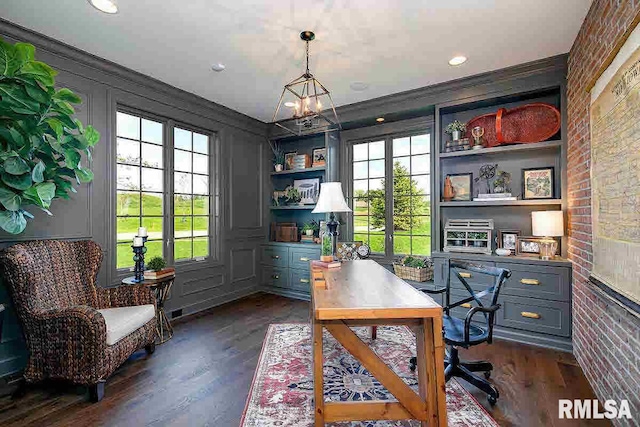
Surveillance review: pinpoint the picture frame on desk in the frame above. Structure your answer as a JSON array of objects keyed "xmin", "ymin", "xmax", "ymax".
[
  {"xmin": 515, "ymin": 236, "xmax": 560, "ymax": 257},
  {"xmin": 498, "ymin": 229, "xmax": 521, "ymax": 255},
  {"xmin": 284, "ymin": 152, "xmax": 297, "ymax": 170}
]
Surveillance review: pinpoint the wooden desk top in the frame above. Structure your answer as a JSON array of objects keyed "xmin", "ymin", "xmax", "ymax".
[{"xmin": 313, "ymin": 260, "xmax": 442, "ymax": 320}]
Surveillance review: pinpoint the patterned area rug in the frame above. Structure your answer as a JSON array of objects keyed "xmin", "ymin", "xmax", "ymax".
[{"xmin": 241, "ymin": 324, "xmax": 498, "ymax": 426}]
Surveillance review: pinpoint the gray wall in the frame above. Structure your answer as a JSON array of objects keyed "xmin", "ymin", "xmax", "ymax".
[{"xmin": 0, "ymin": 20, "xmax": 268, "ymax": 380}]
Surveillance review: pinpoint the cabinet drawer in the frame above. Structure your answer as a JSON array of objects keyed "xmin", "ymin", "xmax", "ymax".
[
  {"xmin": 496, "ymin": 295, "xmax": 571, "ymax": 337},
  {"xmin": 289, "ymin": 247, "xmax": 320, "ymax": 271},
  {"xmin": 261, "ymin": 266, "xmax": 288, "ymax": 289},
  {"xmin": 289, "ymin": 268, "xmax": 312, "ymax": 293},
  {"xmin": 498, "ymin": 263, "xmax": 570, "ymax": 302},
  {"xmin": 261, "ymin": 246, "xmax": 289, "ymax": 268}
]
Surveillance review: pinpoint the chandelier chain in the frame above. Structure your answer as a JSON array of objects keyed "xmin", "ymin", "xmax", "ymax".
[{"xmin": 305, "ymin": 40, "xmax": 310, "ymax": 75}]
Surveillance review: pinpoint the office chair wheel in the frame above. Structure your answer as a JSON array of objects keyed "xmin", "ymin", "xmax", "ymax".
[
  {"xmin": 484, "ymin": 370, "xmax": 491, "ymax": 379},
  {"xmin": 487, "ymin": 390, "xmax": 499, "ymax": 406}
]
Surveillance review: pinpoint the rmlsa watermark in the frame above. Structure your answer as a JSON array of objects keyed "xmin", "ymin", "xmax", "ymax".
[{"xmin": 559, "ymin": 399, "xmax": 633, "ymax": 420}]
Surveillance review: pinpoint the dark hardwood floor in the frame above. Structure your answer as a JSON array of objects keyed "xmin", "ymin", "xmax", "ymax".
[{"xmin": 0, "ymin": 292, "xmax": 608, "ymax": 427}]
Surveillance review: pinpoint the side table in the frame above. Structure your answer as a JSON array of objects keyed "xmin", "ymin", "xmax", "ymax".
[{"xmin": 123, "ymin": 275, "xmax": 175, "ymax": 344}]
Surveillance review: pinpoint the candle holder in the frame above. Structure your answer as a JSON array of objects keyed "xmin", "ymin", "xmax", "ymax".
[{"xmin": 132, "ymin": 236, "xmax": 148, "ymax": 283}]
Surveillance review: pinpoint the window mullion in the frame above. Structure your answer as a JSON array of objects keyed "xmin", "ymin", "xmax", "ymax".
[
  {"xmin": 166, "ymin": 120, "xmax": 175, "ymax": 265},
  {"xmin": 384, "ymin": 136, "xmax": 394, "ymax": 259}
]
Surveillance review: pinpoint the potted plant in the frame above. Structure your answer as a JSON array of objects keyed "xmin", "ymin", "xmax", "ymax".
[
  {"xmin": 393, "ymin": 256, "xmax": 434, "ymax": 282},
  {"xmin": 301, "ymin": 220, "xmax": 319, "ymax": 236},
  {"xmin": 285, "ymin": 186, "xmax": 302, "ymax": 205},
  {"xmin": 445, "ymin": 120, "xmax": 466, "ymax": 141},
  {"xmin": 0, "ymin": 38, "xmax": 99, "ymax": 234},
  {"xmin": 144, "ymin": 256, "xmax": 174, "ymax": 279},
  {"xmin": 269, "ymin": 141, "xmax": 285, "ymax": 172}
]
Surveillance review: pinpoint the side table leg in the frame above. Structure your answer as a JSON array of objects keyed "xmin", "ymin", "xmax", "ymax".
[{"xmin": 313, "ymin": 321, "xmax": 324, "ymax": 426}]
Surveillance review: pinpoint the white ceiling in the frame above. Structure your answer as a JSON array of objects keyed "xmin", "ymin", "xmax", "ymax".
[{"xmin": 0, "ymin": 0, "xmax": 591, "ymax": 122}]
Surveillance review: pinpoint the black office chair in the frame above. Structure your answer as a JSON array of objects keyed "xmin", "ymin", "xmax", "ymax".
[{"xmin": 410, "ymin": 259, "xmax": 511, "ymax": 405}]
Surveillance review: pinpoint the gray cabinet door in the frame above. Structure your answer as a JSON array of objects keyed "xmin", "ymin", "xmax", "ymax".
[
  {"xmin": 261, "ymin": 245, "xmax": 289, "ymax": 268},
  {"xmin": 289, "ymin": 247, "xmax": 320, "ymax": 271},
  {"xmin": 498, "ymin": 263, "xmax": 570, "ymax": 302},
  {"xmin": 497, "ymin": 295, "xmax": 571, "ymax": 337}
]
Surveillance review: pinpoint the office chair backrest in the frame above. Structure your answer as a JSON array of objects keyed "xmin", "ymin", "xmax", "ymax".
[{"xmin": 445, "ymin": 259, "xmax": 511, "ymax": 341}]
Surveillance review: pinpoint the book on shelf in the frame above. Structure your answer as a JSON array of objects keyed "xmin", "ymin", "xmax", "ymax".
[
  {"xmin": 311, "ymin": 260, "xmax": 341, "ymax": 269},
  {"xmin": 473, "ymin": 197, "xmax": 517, "ymax": 201},
  {"xmin": 144, "ymin": 267, "xmax": 175, "ymax": 279},
  {"xmin": 312, "ymin": 161, "xmax": 326, "ymax": 168},
  {"xmin": 476, "ymin": 193, "xmax": 512, "ymax": 199}
]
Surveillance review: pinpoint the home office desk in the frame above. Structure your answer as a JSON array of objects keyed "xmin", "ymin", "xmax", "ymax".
[{"xmin": 310, "ymin": 260, "xmax": 447, "ymax": 427}]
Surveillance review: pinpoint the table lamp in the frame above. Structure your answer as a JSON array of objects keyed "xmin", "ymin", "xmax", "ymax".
[
  {"xmin": 532, "ymin": 211, "xmax": 564, "ymax": 260},
  {"xmin": 312, "ymin": 182, "xmax": 352, "ymax": 261}
]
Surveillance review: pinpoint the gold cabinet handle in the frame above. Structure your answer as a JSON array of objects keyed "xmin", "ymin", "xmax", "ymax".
[
  {"xmin": 271, "ymin": 274, "xmax": 279, "ymax": 279},
  {"xmin": 521, "ymin": 278, "xmax": 540, "ymax": 285},
  {"xmin": 459, "ymin": 272, "xmax": 471, "ymax": 278},
  {"xmin": 521, "ymin": 311, "xmax": 541, "ymax": 319},
  {"xmin": 461, "ymin": 303, "xmax": 472, "ymax": 308},
  {"xmin": 300, "ymin": 278, "xmax": 310, "ymax": 283},
  {"xmin": 299, "ymin": 257, "xmax": 310, "ymax": 261},
  {"xmin": 271, "ymin": 255, "xmax": 280, "ymax": 259}
]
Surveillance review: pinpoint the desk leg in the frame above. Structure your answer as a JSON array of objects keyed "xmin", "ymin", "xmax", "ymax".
[
  {"xmin": 312, "ymin": 321, "xmax": 324, "ymax": 426},
  {"xmin": 416, "ymin": 317, "xmax": 447, "ymax": 427}
]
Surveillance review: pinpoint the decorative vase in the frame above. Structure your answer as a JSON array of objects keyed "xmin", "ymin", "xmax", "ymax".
[
  {"xmin": 305, "ymin": 229, "xmax": 313, "ymax": 236},
  {"xmin": 275, "ymin": 164, "xmax": 283, "ymax": 172},
  {"xmin": 443, "ymin": 176, "xmax": 456, "ymax": 201},
  {"xmin": 452, "ymin": 130, "xmax": 462, "ymax": 141}
]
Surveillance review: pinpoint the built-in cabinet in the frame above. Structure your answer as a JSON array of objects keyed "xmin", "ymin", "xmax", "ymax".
[{"xmin": 260, "ymin": 242, "xmax": 318, "ymax": 300}]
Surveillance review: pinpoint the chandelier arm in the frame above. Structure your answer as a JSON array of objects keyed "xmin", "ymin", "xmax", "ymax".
[{"xmin": 272, "ymin": 88, "xmax": 288, "ymax": 122}]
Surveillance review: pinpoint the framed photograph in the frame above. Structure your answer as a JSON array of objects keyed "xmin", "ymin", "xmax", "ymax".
[
  {"xmin": 522, "ymin": 167, "xmax": 554, "ymax": 199},
  {"xmin": 312, "ymin": 147, "xmax": 326, "ymax": 166},
  {"xmin": 284, "ymin": 152, "xmax": 297, "ymax": 170},
  {"xmin": 294, "ymin": 178, "xmax": 320, "ymax": 204},
  {"xmin": 447, "ymin": 173, "xmax": 473, "ymax": 201},
  {"xmin": 516, "ymin": 236, "xmax": 542, "ymax": 257},
  {"xmin": 498, "ymin": 229, "xmax": 521, "ymax": 255}
]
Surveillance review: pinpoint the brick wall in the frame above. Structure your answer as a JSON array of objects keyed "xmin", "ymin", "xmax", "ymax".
[{"xmin": 567, "ymin": 0, "xmax": 640, "ymax": 423}]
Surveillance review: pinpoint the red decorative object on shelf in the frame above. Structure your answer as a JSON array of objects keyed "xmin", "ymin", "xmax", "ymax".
[{"xmin": 465, "ymin": 103, "xmax": 561, "ymax": 147}]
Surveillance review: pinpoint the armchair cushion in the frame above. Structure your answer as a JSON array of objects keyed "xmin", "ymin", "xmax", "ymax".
[{"xmin": 98, "ymin": 305, "xmax": 155, "ymax": 346}]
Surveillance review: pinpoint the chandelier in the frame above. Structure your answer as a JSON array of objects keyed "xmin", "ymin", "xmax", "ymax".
[{"xmin": 272, "ymin": 31, "xmax": 341, "ymax": 136}]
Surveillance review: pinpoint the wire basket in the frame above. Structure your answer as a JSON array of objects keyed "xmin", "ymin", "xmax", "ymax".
[{"xmin": 393, "ymin": 264, "xmax": 434, "ymax": 282}]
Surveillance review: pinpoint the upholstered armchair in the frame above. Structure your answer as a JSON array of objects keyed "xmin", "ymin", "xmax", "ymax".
[{"xmin": 0, "ymin": 240, "xmax": 157, "ymax": 402}]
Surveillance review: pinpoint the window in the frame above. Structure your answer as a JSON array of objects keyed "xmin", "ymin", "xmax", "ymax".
[
  {"xmin": 173, "ymin": 127, "xmax": 211, "ymax": 261},
  {"xmin": 115, "ymin": 111, "xmax": 214, "ymax": 269},
  {"xmin": 351, "ymin": 132, "xmax": 432, "ymax": 257}
]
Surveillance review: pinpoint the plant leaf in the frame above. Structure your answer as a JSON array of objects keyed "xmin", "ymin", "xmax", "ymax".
[
  {"xmin": 0, "ymin": 186, "xmax": 21, "ymax": 211},
  {"xmin": 0, "ymin": 39, "xmax": 19, "ymax": 76},
  {"xmin": 23, "ymin": 182, "xmax": 55, "ymax": 209},
  {"xmin": 75, "ymin": 168, "xmax": 94, "ymax": 183},
  {"xmin": 17, "ymin": 61, "xmax": 57, "ymax": 86},
  {"xmin": 64, "ymin": 148, "xmax": 81, "ymax": 169},
  {"xmin": 52, "ymin": 99, "xmax": 74, "ymax": 115},
  {"xmin": 14, "ymin": 42, "xmax": 35, "ymax": 64},
  {"xmin": 3, "ymin": 156, "xmax": 30, "ymax": 175},
  {"xmin": 31, "ymin": 160, "xmax": 45, "ymax": 183},
  {"xmin": 84, "ymin": 125, "xmax": 100, "ymax": 146},
  {"xmin": 53, "ymin": 88, "xmax": 81, "ymax": 104},
  {"xmin": 46, "ymin": 118, "xmax": 63, "ymax": 138},
  {"xmin": 24, "ymin": 82, "xmax": 50, "ymax": 104},
  {"xmin": 0, "ymin": 83, "xmax": 41, "ymax": 113},
  {"xmin": 0, "ymin": 210, "xmax": 26, "ymax": 234},
  {"xmin": 1, "ymin": 171, "xmax": 32, "ymax": 190}
]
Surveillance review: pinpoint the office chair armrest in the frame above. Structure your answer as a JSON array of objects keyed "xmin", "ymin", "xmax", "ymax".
[
  {"xmin": 419, "ymin": 287, "xmax": 447, "ymax": 295},
  {"xmin": 464, "ymin": 304, "xmax": 501, "ymax": 343}
]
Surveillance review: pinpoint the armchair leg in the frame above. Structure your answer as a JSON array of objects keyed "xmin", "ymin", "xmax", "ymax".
[
  {"xmin": 89, "ymin": 381, "xmax": 105, "ymax": 402},
  {"xmin": 145, "ymin": 342, "xmax": 156, "ymax": 355}
]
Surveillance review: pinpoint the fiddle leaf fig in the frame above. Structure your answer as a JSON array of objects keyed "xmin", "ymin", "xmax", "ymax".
[{"xmin": 0, "ymin": 37, "xmax": 99, "ymax": 234}]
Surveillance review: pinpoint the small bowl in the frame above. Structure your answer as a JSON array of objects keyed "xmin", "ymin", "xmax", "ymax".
[{"xmin": 495, "ymin": 248, "xmax": 511, "ymax": 256}]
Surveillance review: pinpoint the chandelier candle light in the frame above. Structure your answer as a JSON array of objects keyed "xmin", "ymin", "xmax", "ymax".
[
  {"xmin": 312, "ymin": 183, "xmax": 351, "ymax": 261},
  {"xmin": 531, "ymin": 211, "xmax": 564, "ymax": 260},
  {"xmin": 272, "ymin": 31, "xmax": 341, "ymax": 136},
  {"xmin": 132, "ymin": 227, "xmax": 148, "ymax": 282}
]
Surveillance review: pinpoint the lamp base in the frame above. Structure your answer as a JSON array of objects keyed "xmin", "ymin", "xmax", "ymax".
[{"xmin": 538, "ymin": 238, "xmax": 558, "ymax": 260}]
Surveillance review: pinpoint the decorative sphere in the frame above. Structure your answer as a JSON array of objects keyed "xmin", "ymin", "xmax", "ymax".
[{"xmin": 133, "ymin": 254, "xmax": 141, "ymax": 262}]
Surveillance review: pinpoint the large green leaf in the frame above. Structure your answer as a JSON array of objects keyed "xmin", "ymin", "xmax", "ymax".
[
  {"xmin": 17, "ymin": 61, "xmax": 57, "ymax": 86},
  {"xmin": 46, "ymin": 118, "xmax": 63, "ymax": 138},
  {"xmin": 14, "ymin": 42, "xmax": 35, "ymax": 64},
  {"xmin": 24, "ymin": 82, "xmax": 50, "ymax": 104},
  {"xmin": 0, "ymin": 210, "xmax": 26, "ymax": 234},
  {"xmin": 0, "ymin": 186, "xmax": 21, "ymax": 211},
  {"xmin": 0, "ymin": 83, "xmax": 41, "ymax": 113},
  {"xmin": 75, "ymin": 168, "xmax": 94, "ymax": 183},
  {"xmin": 85, "ymin": 125, "xmax": 100, "ymax": 147},
  {"xmin": 52, "ymin": 99, "xmax": 74, "ymax": 116},
  {"xmin": 64, "ymin": 148, "xmax": 80, "ymax": 169},
  {"xmin": 31, "ymin": 160, "xmax": 45, "ymax": 183},
  {"xmin": 3, "ymin": 156, "xmax": 30, "ymax": 175},
  {"xmin": 1, "ymin": 171, "xmax": 32, "ymax": 190},
  {"xmin": 0, "ymin": 38, "xmax": 19, "ymax": 76},
  {"xmin": 23, "ymin": 182, "xmax": 55, "ymax": 209},
  {"xmin": 53, "ymin": 88, "xmax": 81, "ymax": 104}
]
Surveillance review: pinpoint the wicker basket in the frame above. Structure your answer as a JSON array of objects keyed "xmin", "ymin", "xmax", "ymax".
[{"xmin": 393, "ymin": 264, "xmax": 434, "ymax": 282}]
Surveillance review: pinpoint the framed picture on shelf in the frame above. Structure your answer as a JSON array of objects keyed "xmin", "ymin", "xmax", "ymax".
[
  {"xmin": 498, "ymin": 229, "xmax": 521, "ymax": 255},
  {"xmin": 312, "ymin": 147, "xmax": 326, "ymax": 166},
  {"xmin": 516, "ymin": 236, "xmax": 542, "ymax": 257},
  {"xmin": 294, "ymin": 178, "xmax": 320, "ymax": 204},
  {"xmin": 284, "ymin": 152, "xmax": 297, "ymax": 170},
  {"xmin": 522, "ymin": 167, "xmax": 554, "ymax": 199},
  {"xmin": 447, "ymin": 173, "xmax": 473, "ymax": 201}
]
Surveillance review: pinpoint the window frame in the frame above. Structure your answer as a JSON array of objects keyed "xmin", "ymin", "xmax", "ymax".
[
  {"xmin": 114, "ymin": 106, "xmax": 220, "ymax": 274},
  {"xmin": 343, "ymin": 124, "xmax": 435, "ymax": 262}
]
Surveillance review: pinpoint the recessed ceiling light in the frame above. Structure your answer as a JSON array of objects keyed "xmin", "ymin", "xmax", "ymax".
[
  {"xmin": 376, "ymin": 117, "xmax": 385, "ymax": 123},
  {"xmin": 284, "ymin": 101, "xmax": 296, "ymax": 108},
  {"xmin": 448, "ymin": 56, "xmax": 467, "ymax": 66},
  {"xmin": 211, "ymin": 63, "xmax": 226, "ymax": 72},
  {"xmin": 88, "ymin": 0, "xmax": 118, "ymax": 14},
  {"xmin": 350, "ymin": 82, "xmax": 369, "ymax": 91}
]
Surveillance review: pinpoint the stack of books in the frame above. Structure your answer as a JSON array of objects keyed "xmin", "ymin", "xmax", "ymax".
[
  {"xmin": 473, "ymin": 193, "xmax": 517, "ymax": 202},
  {"xmin": 300, "ymin": 235, "xmax": 315, "ymax": 244},
  {"xmin": 144, "ymin": 267, "xmax": 175, "ymax": 280},
  {"xmin": 311, "ymin": 260, "xmax": 341, "ymax": 269}
]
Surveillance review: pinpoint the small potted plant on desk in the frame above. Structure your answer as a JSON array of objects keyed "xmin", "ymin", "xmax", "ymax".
[
  {"xmin": 144, "ymin": 257, "xmax": 175, "ymax": 280},
  {"xmin": 269, "ymin": 141, "xmax": 285, "ymax": 172},
  {"xmin": 393, "ymin": 256, "xmax": 434, "ymax": 282}
]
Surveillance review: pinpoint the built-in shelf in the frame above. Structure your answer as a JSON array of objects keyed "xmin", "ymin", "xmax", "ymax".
[
  {"xmin": 440, "ymin": 199, "xmax": 562, "ymax": 207},
  {"xmin": 439, "ymin": 140, "xmax": 562, "ymax": 159},
  {"xmin": 270, "ymin": 166, "xmax": 326, "ymax": 176},
  {"xmin": 270, "ymin": 205, "xmax": 317, "ymax": 210}
]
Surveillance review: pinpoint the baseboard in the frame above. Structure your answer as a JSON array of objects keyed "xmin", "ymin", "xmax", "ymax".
[
  {"xmin": 492, "ymin": 326, "xmax": 573, "ymax": 353},
  {"xmin": 260, "ymin": 286, "xmax": 310, "ymax": 302}
]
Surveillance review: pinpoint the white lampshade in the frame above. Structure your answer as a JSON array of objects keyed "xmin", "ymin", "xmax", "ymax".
[
  {"xmin": 312, "ymin": 182, "xmax": 352, "ymax": 213},
  {"xmin": 532, "ymin": 211, "xmax": 564, "ymax": 237}
]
